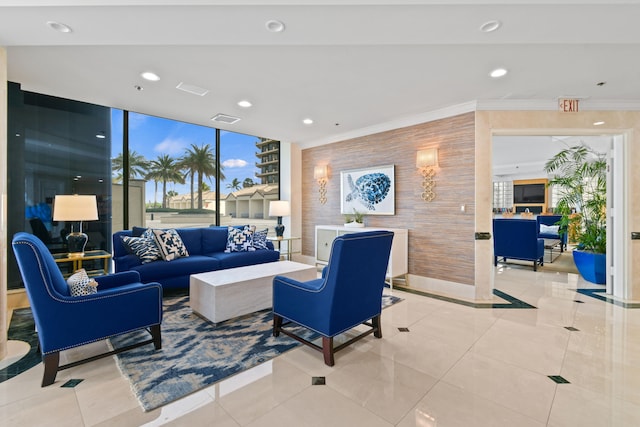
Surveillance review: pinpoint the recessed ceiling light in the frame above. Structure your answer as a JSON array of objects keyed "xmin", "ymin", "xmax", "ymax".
[
  {"xmin": 95, "ymin": 132, "xmax": 106, "ymax": 139},
  {"xmin": 490, "ymin": 68, "xmax": 508, "ymax": 78},
  {"xmin": 479, "ymin": 20, "xmax": 501, "ymax": 33},
  {"xmin": 141, "ymin": 71, "xmax": 160, "ymax": 82},
  {"xmin": 238, "ymin": 100, "xmax": 252, "ymax": 108},
  {"xmin": 303, "ymin": 118, "xmax": 313, "ymax": 125},
  {"xmin": 46, "ymin": 21, "xmax": 72, "ymax": 33},
  {"xmin": 593, "ymin": 121, "xmax": 605, "ymax": 126},
  {"xmin": 265, "ymin": 20, "xmax": 285, "ymax": 33}
]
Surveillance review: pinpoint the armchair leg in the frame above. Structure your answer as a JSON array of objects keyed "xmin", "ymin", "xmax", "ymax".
[
  {"xmin": 273, "ymin": 314, "xmax": 283, "ymax": 337},
  {"xmin": 42, "ymin": 352, "xmax": 59, "ymax": 387},
  {"xmin": 372, "ymin": 315, "xmax": 382, "ymax": 338},
  {"xmin": 151, "ymin": 324, "xmax": 162, "ymax": 350},
  {"xmin": 322, "ymin": 337, "xmax": 335, "ymax": 366}
]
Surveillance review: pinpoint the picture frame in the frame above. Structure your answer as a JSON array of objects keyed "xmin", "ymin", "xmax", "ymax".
[{"xmin": 340, "ymin": 164, "xmax": 395, "ymax": 215}]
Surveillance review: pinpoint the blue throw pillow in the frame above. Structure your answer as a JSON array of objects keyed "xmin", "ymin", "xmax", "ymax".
[
  {"xmin": 252, "ymin": 227, "xmax": 269, "ymax": 250},
  {"xmin": 152, "ymin": 228, "xmax": 189, "ymax": 261},
  {"xmin": 122, "ymin": 230, "xmax": 162, "ymax": 264},
  {"xmin": 224, "ymin": 226, "xmax": 255, "ymax": 252}
]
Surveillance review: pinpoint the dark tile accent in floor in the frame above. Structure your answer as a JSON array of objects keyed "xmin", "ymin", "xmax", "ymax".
[
  {"xmin": 312, "ymin": 376, "xmax": 326, "ymax": 385},
  {"xmin": 61, "ymin": 379, "xmax": 84, "ymax": 388},
  {"xmin": 564, "ymin": 326, "xmax": 580, "ymax": 331},
  {"xmin": 0, "ymin": 308, "xmax": 41, "ymax": 384},
  {"xmin": 392, "ymin": 286, "xmax": 536, "ymax": 309},
  {"xmin": 397, "ymin": 327, "xmax": 410, "ymax": 332},
  {"xmin": 576, "ymin": 288, "xmax": 640, "ymax": 309},
  {"xmin": 548, "ymin": 375, "xmax": 570, "ymax": 384}
]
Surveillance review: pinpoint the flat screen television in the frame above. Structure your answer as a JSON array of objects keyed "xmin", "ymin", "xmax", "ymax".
[{"xmin": 513, "ymin": 183, "xmax": 546, "ymax": 204}]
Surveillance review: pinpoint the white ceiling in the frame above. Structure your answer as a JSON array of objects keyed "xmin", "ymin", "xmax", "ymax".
[
  {"xmin": 2, "ymin": 1, "xmax": 640, "ymax": 148},
  {"xmin": 492, "ymin": 135, "xmax": 612, "ymax": 179}
]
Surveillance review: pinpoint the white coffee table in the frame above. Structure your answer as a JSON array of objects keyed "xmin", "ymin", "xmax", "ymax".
[{"xmin": 190, "ymin": 261, "xmax": 318, "ymax": 323}]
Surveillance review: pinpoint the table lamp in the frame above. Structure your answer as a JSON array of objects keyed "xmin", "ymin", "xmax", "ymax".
[
  {"xmin": 53, "ymin": 194, "xmax": 99, "ymax": 257},
  {"xmin": 269, "ymin": 200, "xmax": 290, "ymax": 238}
]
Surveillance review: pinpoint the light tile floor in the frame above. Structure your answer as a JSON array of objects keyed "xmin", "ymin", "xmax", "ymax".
[{"xmin": 2, "ymin": 265, "xmax": 640, "ymax": 426}]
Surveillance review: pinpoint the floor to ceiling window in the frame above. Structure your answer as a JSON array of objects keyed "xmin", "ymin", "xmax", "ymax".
[
  {"xmin": 111, "ymin": 112, "xmax": 280, "ymax": 231},
  {"xmin": 8, "ymin": 84, "xmax": 280, "ymax": 290},
  {"xmin": 7, "ymin": 83, "xmax": 113, "ymax": 289}
]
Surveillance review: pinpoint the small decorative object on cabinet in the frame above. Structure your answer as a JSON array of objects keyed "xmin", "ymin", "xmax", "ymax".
[{"xmin": 315, "ymin": 225, "xmax": 407, "ymax": 288}]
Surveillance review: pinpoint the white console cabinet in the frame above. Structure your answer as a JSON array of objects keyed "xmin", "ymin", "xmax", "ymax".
[{"xmin": 315, "ymin": 225, "xmax": 408, "ymax": 287}]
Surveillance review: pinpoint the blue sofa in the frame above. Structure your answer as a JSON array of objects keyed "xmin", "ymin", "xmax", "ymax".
[
  {"xmin": 113, "ymin": 226, "xmax": 280, "ymax": 289},
  {"xmin": 493, "ymin": 219, "xmax": 544, "ymax": 271},
  {"xmin": 536, "ymin": 214, "xmax": 567, "ymax": 251}
]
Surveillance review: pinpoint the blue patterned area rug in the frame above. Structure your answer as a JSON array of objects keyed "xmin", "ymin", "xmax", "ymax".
[{"xmin": 110, "ymin": 294, "xmax": 402, "ymax": 412}]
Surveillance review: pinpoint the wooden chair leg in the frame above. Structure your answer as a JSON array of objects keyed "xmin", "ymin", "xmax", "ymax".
[
  {"xmin": 273, "ymin": 314, "xmax": 283, "ymax": 337},
  {"xmin": 151, "ymin": 324, "xmax": 162, "ymax": 350},
  {"xmin": 322, "ymin": 336, "xmax": 335, "ymax": 366},
  {"xmin": 372, "ymin": 315, "xmax": 382, "ymax": 338},
  {"xmin": 42, "ymin": 352, "xmax": 59, "ymax": 387}
]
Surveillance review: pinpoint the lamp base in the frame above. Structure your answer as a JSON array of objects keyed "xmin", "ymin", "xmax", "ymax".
[
  {"xmin": 274, "ymin": 223, "xmax": 285, "ymax": 238},
  {"xmin": 66, "ymin": 232, "xmax": 88, "ymax": 258}
]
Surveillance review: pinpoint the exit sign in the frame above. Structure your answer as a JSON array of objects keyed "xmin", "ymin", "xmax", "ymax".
[{"xmin": 558, "ymin": 98, "xmax": 580, "ymax": 112}]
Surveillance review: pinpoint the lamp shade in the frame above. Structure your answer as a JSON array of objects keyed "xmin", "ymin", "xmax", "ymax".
[
  {"xmin": 313, "ymin": 165, "xmax": 328, "ymax": 180},
  {"xmin": 269, "ymin": 200, "xmax": 290, "ymax": 217},
  {"xmin": 53, "ymin": 195, "xmax": 99, "ymax": 221},
  {"xmin": 416, "ymin": 148, "xmax": 438, "ymax": 168}
]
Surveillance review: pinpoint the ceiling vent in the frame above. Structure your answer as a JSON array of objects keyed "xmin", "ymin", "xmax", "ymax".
[
  {"xmin": 211, "ymin": 113, "xmax": 241, "ymax": 124},
  {"xmin": 176, "ymin": 82, "xmax": 209, "ymax": 97}
]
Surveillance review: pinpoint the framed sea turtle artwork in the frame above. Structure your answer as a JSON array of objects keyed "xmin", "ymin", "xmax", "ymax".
[{"xmin": 340, "ymin": 164, "xmax": 395, "ymax": 215}]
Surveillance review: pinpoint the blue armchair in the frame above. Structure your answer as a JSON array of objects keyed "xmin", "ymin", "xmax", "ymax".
[
  {"xmin": 11, "ymin": 232, "xmax": 163, "ymax": 386},
  {"xmin": 537, "ymin": 214, "xmax": 567, "ymax": 251},
  {"xmin": 272, "ymin": 230, "xmax": 394, "ymax": 366},
  {"xmin": 493, "ymin": 219, "xmax": 544, "ymax": 271}
]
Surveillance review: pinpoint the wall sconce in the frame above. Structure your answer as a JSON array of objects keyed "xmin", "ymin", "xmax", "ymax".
[
  {"xmin": 416, "ymin": 148, "xmax": 438, "ymax": 201},
  {"xmin": 314, "ymin": 165, "xmax": 328, "ymax": 204}
]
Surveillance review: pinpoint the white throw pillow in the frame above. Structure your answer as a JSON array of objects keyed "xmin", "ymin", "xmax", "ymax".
[
  {"xmin": 540, "ymin": 224, "xmax": 560, "ymax": 235},
  {"xmin": 66, "ymin": 268, "xmax": 99, "ymax": 296}
]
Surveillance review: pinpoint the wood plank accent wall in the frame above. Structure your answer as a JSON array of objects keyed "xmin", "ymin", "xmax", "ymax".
[{"xmin": 302, "ymin": 112, "xmax": 476, "ymax": 285}]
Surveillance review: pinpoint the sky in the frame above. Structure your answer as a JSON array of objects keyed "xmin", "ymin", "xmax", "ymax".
[{"xmin": 110, "ymin": 110, "xmax": 266, "ymax": 203}]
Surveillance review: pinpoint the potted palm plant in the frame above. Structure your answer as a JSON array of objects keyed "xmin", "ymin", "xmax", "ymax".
[{"xmin": 544, "ymin": 144, "xmax": 607, "ymax": 284}]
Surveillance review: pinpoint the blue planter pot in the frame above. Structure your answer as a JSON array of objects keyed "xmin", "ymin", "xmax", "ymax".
[{"xmin": 572, "ymin": 250, "xmax": 606, "ymax": 284}]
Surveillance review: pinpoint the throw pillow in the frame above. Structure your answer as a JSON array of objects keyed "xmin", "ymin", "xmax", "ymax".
[
  {"xmin": 251, "ymin": 227, "xmax": 269, "ymax": 250},
  {"xmin": 121, "ymin": 233, "xmax": 162, "ymax": 264},
  {"xmin": 152, "ymin": 228, "xmax": 189, "ymax": 261},
  {"xmin": 66, "ymin": 268, "xmax": 99, "ymax": 297},
  {"xmin": 224, "ymin": 225, "xmax": 255, "ymax": 252},
  {"xmin": 540, "ymin": 224, "xmax": 560, "ymax": 236}
]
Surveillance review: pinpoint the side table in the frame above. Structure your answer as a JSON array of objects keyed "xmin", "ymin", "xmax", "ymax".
[
  {"xmin": 267, "ymin": 236, "xmax": 301, "ymax": 261},
  {"xmin": 53, "ymin": 250, "xmax": 112, "ymax": 277}
]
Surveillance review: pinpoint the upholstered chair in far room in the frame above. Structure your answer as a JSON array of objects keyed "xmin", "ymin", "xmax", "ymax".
[
  {"xmin": 11, "ymin": 232, "xmax": 163, "ymax": 386},
  {"xmin": 272, "ymin": 230, "xmax": 394, "ymax": 366}
]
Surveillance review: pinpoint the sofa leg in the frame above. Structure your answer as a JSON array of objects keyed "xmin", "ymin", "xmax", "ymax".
[
  {"xmin": 322, "ymin": 336, "xmax": 335, "ymax": 366},
  {"xmin": 494, "ymin": 256, "xmax": 498, "ymax": 266},
  {"xmin": 42, "ymin": 352, "xmax": 59, "ymax": 387},
  {"xmin": 273, "ymin": 314, "xmax": 283, "ymax": 337}
]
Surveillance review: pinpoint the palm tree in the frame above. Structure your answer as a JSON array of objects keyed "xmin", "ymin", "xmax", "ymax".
[
  {"xmin": 226, "ymin": 178, "xmax": 242, "ymax": 191},
  {"xmin": 111, "ymin": 150, "xmax": 149, "ymax": 183},
  {"xmin": 180, "ymin": 144, "xmax": 225, "ymax": 209},
  {"xmin": 145, "ymin": 155, "xmax": 185, "ymax": 208},
  {"xmin": 242, "ymin": 177, "xmax": 255, "ymax": 188}
]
